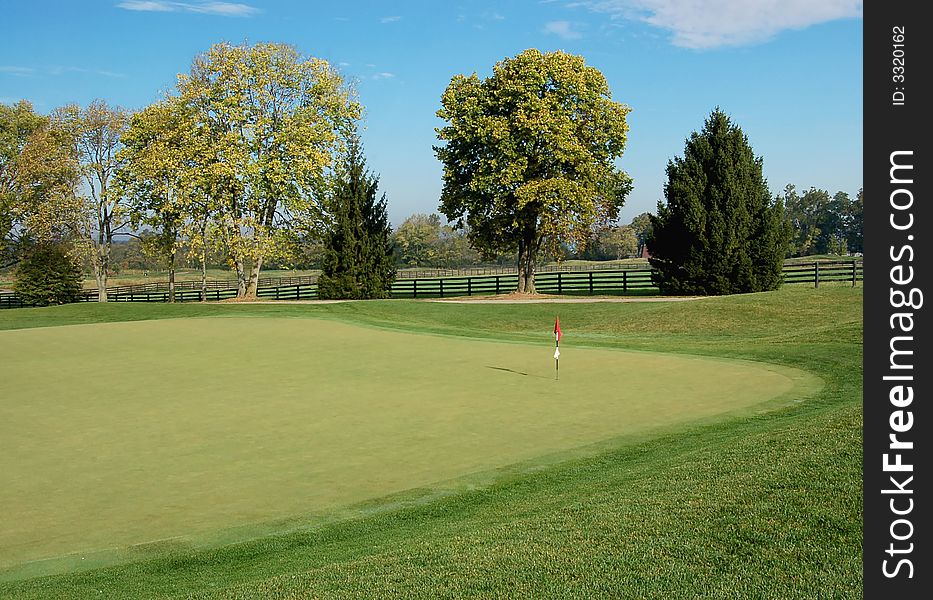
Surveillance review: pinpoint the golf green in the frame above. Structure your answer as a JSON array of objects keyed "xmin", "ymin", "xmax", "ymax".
[{"xmin": 0, "ymin": 316, "xmax": 818, "ymax": 575}]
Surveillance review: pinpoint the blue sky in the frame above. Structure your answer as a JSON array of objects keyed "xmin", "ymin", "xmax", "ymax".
[{"xmin": 1, "ymin": 1, "xmax": 863, "ymax": 228}]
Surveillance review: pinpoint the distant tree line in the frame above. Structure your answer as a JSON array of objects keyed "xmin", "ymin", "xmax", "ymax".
[{"xmin": 779, "ymin": 185, "xmax": 862, "ymax": 256}]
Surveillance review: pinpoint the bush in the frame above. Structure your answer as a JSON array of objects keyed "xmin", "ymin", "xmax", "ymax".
[{"xmin": 13, "ymin": 243, "xmax": 82, "ymax": 306}]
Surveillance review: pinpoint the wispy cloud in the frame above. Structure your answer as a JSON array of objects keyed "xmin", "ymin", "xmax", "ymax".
[
  {"xmin": 117, "ymin": 1, "xmax": 260, "ymax": 17},
  {"xmin": 0, "ymin": 66, "xmax": 36, "ymax": 76},
  {"xmin": 543, "ymin": 20, "xmax": 583, "ymax": 39},
  {"xmin": 574, "ymin": 0, "xmax": 862, "ymax": 49},
  {"xmin": 48, "ymin": 66, "xmax": 126, "ymax": 78},
  {"xmin": 380, "ymin": 15, "xmax": 401, "ymax": 23},
  {"xmin": 2, "ymin": 65, "xmax": 124, "ymax": 78},
  {"xmin": 372, "ymin": 72, "xmax": 395, "ymax": 80}
]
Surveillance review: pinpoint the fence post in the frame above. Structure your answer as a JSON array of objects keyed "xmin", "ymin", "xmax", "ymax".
[
  {"xmin": 439, "ymin": 278, "xmax": 444, "ymax": 298},
  {"xmin": 623, "ymin": 270, "xmax": 628, "ymax": 294},
  {"xmin": 814, "ymin": 262, "xmax": 820, "ymax": 288},
  {"xmin": 852, "ymin": 261, "xmax": 857, "ymax": 287},
  {"xmin": 495, "ymin": 276, "xmax": 500, "ymax": 295},
  {"xmin": 557, "ymin": 272, "xmax": 562, "ymax": 295},
  {"xmin": 413, "ymin": 279, "xmax": 418, "ymax": 299},
  {"xmin": 588, "ymin": 271, "xmax": 594, "ymax": 295},
  {"xmin": 467, "ymin": 277, "xmax": 472, "ymax": 296}
]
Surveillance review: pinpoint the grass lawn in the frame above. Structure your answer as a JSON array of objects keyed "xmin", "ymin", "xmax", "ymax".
[{"xmin": 0, "ymin": 286, "xmax": 862, "ymax": 598}]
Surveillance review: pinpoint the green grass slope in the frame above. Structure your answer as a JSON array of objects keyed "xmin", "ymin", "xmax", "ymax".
[{"xmin": 0, "ymin": 286, "xmax": 862, "ymax": 598}]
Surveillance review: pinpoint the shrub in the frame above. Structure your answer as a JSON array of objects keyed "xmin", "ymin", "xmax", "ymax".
[{"xmin": 13, "ymin": 243, "xmax": 82, "ymax": 306}]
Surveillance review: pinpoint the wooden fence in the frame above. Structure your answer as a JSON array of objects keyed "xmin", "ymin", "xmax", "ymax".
[{"xmin": 0, "ymin": 260, "xmax": 862, "ymax": 308}]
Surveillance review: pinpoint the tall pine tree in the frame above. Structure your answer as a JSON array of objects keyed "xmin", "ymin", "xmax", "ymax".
[
  {"xmin": 647, "ymin": 109, "xmax": 789, "ymax": 295},
  {"xmin": 317, "ymin": 137, "xmax": 395, "ymax": 299}
]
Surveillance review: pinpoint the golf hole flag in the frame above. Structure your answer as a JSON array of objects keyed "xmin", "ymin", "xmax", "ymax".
[
  {"xmin": 554, "ymin": 317, "xmax": 562, "ymax": 379},
  {"xmin": 554, "ymin": 316, "xmax": 562, "ymax": 359}
]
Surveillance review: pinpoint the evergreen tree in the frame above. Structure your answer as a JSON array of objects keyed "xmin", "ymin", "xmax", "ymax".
[
  {"xmin": 13, "ymin": 242, "xmax": 82, "ymax": 306},
  {"xmin": 647, "ymin": 109, "xmax": 789, "ymax": 295},
  {"xmin": 317, "ymin": 138, "xmax": 395, "ymax": 299}
]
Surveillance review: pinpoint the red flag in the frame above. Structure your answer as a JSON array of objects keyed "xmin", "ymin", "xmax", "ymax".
[{"xmin": 554, "ymin": 316, "xmax": 562, "ymax": 344}]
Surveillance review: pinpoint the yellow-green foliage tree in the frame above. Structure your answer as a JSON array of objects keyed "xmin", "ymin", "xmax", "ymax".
[
  {"xmin": 21, "ymin": 100, "xmax": 131, "ymax": 301},
  {"xmin": 1, "ymin": 101, "xmax": 47, "ymax": 267},
  {"xmin": 12, "ymin": 111, "xmax": 82, "ymax": 256},
  {"xmin": 176, "ymin": 42, "xmax": 361, "ymax": 298},
  {"xmin": 435, "ymin": 49, "xmax": 633, "ymax": 293},
  {"xmin": 117, "ymin": 97, "xmax": 198, "ymax": 302}
]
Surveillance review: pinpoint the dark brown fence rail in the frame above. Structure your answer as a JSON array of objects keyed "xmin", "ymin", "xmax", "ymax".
[{"xmin": 0, "ymin": 260, "xmax": 862, "ymax": 308}]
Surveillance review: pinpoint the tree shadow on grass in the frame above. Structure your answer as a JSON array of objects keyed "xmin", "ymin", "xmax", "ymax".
[{"xmin": 485, "ymin": 366, "xmax": 552, "ymax": 380}]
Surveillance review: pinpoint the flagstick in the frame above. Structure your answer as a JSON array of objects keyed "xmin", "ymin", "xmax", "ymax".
[{"xmin": 556, "ymin": 354, "xmax": 559, "ymax": 380}]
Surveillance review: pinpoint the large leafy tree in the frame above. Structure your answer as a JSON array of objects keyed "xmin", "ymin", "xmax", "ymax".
[
  {"xmin": 117, "ymin": 97, "xmax": 198, "ymax": 302},
  {"xmin": 318, "ymin": 138, "xmax": 395, "ymax": 299},
  {"xmin": 177, "ymin": 41, "xmax": 361, "ymax": 298},
  {"xmin": 1, "ymin": 101, "xmax": 47, "ymax": 267},
  {"xmin": 435, "ymin": 49, "xmax": 632, "ymax": 293},
  {"xmin": 648, "ymin": 109, "xmax": 789, "ymax": 295},
  {"xmin": 26, "ymin": 100, "xmax": 132, "ymax": 302}
]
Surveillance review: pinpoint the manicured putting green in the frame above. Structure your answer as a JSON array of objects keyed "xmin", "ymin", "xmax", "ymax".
[{"xmin": 0, "ymin": 316, "xmax": 816, "ymax": 575}]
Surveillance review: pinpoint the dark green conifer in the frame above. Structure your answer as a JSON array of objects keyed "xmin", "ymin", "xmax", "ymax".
[
  {"xmin": 647, "ymin": 109, "xmax": 789, "ymax": 295},
  {"xmin": 317, "ymin": 137, "xmax": 395, "ymax": 299}
]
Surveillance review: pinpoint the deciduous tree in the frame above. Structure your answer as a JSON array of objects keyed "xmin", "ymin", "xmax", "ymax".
[
  {"xmin": 31, "ymin": 100, "xmax": 131, "ymax": 301},
  {"xmin": 117, "ymin": 98, "xmax": 196, "ymax": 302},
  {"xmin": 1, "ymin": 101, "xmax": 48, "ymax": 266},
  {"xmin": 435, "ymin": 49, "xmax": 632, "ymax": 293},
  {"xmin": 177, "ymin": 41, "xmax": 360, "ymax": 298}
]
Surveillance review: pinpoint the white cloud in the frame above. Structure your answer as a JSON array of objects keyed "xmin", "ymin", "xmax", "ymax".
[
  {"xmin": 543, "ymin": 20, "xmax": 583, "ymax": 39},
  {"xmin": 117, "ymin": 1, "xmax": 173, "ymax": 10},
  {"xmin": 2, "ymin": 65, "xmax": 123, "ymax": 78},
  {"xmin": 576, "ymin": 0, "xmax": 862, "ymax": 48},
  {"xmin": 0, "ymin": 66, "xmax": 35, "ymax": 75},
  {"xmin": 372, "ymin": 72, "xmax": 395, "ymax": 80},
  {"xmin": 380, "ymin": 15, "xmax": 401, "ymax": 23},
  {"xmin": 48, "ymin": 66, "xmax": 126, "ymax": 78},
  {"xmin": 117, "ymin": 1, "xmax": 260, "ymax": 17}
]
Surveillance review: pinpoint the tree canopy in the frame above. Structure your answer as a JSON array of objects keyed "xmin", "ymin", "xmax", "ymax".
[
  {"xmin": 647, "ymin": 109, "xmax": 789, "ymax": 295},
  {"xmin": 435, "ymin": 48, "xmax": 632, "ymax": 293},
  {"xmin": 177, "ymin": 41, "xmax": 361, "ymax": 297},
  {"xmin": 1, "ymin": 101, "xmax": 47, "ymax": 266},
  {"xmin": 780, "ymin": 184, "xmax": 862, "ymax": 256}
]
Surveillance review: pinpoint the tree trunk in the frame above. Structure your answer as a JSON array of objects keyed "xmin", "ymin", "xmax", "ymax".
[
  {"xmin": 94, "ymin": 243, "xmax": 109, "ymax": 302},
  {"xmin": 246, "ymin": 255, "xmax": 264, "ymax": 298},
  {"xmin": 199, "ymin": 222, "xmax": 208, "ymax": 301},
  {"xmin": 168, "ymin": 249, "xmax": 176, "ymax": 303},
  {"xmin": 516, "ymin": 233, "xmax": 537, "ymax": 294},
  {"xmin": 235, "ymin": 257, "xmax": 248, "ymax": 298}
]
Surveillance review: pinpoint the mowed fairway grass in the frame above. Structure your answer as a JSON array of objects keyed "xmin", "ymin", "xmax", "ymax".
[{"xmin": 0, "ymin": 286, "xmax": 862, "ymax": 598}]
